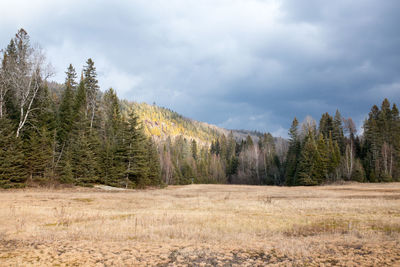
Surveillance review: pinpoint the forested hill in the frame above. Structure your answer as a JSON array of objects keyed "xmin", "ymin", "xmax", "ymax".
[
  {"xmin": 47, "ymin": 80, "xmax": 263, "ymax": 146},
  {"xmin": 1, "ymin": 29, "xmax": 399, "ymax": 189},
  {"xmin": 120, "ymin": 101, "xmax": 263, "ymax": 145}
]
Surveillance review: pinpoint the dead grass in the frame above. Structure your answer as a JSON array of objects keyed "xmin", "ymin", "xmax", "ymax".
[{"xmin": 0, "ymin": 183, "xmax": 400, "ymax": 266}]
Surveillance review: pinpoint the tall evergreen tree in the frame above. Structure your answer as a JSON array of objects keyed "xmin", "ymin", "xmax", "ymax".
[
  {"xmin": 123, "ymin": 110, "xmax": 150, "ymax": 188},
  {"xmin": 83, "ymin": 59, "xmax": 99, "ymax": 130},
  {"xmin": 319, "ymin": 112, "xmax": 334, "ymax": 138},
  {"xmin": 0, "ymin": 117, "xmax": 26, "ymax": 188},
  {"xmin": 333, "ymin": 109, "xmax": 345, "ymax": 153},
  {"xmin": 297, "ymin": 130, "xmax": 320, "ymax": 186},
  {"xmin": 285, "ymin": 117, "xmax": 300, "ymax": 185},
  {"xmin": 68, "ymin": 76, "xmax": 97, "ymax": 185},
  {"xmin": 57, "ymin": 64, "xmax": 77, "ymax": 144},
  {"xmin": 147, "ymin": 137, "xmax": 162, "ymax": 186}
]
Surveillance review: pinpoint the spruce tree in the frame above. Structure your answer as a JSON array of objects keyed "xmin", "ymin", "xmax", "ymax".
[
  {"xmin": 326, "ymin": 133, "xmax": 340, "ymax": 181},
  {"xmin": 123, "ymin": 110, "xmax": 150, "ymax": 188},
  {"xmin": 297, "ymin": 130, "xmax": 320, "ymax": 186},
  {"xmin": 0, "ymin": 117, "xmax": 26, "ymax": 188},
  {"xmin": 285, "ymin": 117, "xmax": 301, "ymax": 185},
  {"xmin": 68, "ymin": 76, "xmax": 97, "ymax": 185},
  {"xmin": 23, "ymin": 126, "xmax": 53, "ymax": 183},
  {"xmin": 57, "ymin": 64, "xmax": 77, "ymax": 144},
  {"xmin": 319, "ymin": 112, "xmax": 333, "ymax": 138},
  {"xmin": 83, "ymin": 59, "xmax": 99, "ymax": 129},
  {"xmin": 59, "ymin": 148, "xmax": 74, "ymax": 184},
  {"xmin": 333, "ymin": 109, "xmax": 345, "ymax": 153},
  {"xmin": 22, "ymin": 82, "xmax": 56, "ymax": 184},
  {"xmin": 316, "ymin": 133, "xmax": 328, "ymax": 182},
  {"xmin": 147, "ymin": 138, "xmax": 162, "ymax": 186},
  {"xmin": 99, "ymin": 88, "xmax": 123, "ymax": 185}
]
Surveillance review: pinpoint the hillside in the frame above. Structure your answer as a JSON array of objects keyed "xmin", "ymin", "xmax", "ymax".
[{"xmin": 121, "ymin": 100, "xmax": 264, "ymax": 145}]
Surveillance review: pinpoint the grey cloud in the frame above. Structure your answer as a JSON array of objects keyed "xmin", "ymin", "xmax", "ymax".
[{"xmin": 1, "ymin": 0, "xmax": 399, "ymax": 137}]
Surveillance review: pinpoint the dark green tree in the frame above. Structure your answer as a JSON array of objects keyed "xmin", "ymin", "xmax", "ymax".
[
  {"xmin": 83, "ymin": 58, "xmax": 99, "ymax": 130},
  {"xmin": 319, "ymin": 112, "xmax": 333, "ymax": 138},
  {"xmin": 57, "ymin": 64, "xmax": 77, "ymax": 144},
  {"xmin": 0, "ymin": 117, "xmax": 26, "ymax": 188},
  {"xmin": 285, "ymin": 117, "xmax": 301, "ymax": 185},
  {"xmin": 297, "ymin": 131, "xmax": 320, "ymax": 186},
  {"xmin": 191, "ymin": 139, "xmax": 198, "ymax": 160},
  {"xmin": 123, "ymin": 110, "xmax": 150, "ymax": 188},
  {"xmin": 333, "ymin": 109, "xmax": 345, "ymax": 153},
  {"xmin": 147, "ymin": 138, "xmax": 162, "ymax": 186}
]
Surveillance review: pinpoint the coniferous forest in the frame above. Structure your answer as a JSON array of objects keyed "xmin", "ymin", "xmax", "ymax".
[{"xmin": 0, "ymin": 29, "xmax": 399, "ymax": 188}]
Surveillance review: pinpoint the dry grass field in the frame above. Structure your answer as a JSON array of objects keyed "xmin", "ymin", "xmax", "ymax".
[{"xmin": 0, "ymin": 183, "xmax": 400, "ymax": 266}]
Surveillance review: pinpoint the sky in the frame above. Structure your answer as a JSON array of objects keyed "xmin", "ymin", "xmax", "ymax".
[{"xmin": 1, "ymin": 0, "xmax": 399, "ymax": 137}]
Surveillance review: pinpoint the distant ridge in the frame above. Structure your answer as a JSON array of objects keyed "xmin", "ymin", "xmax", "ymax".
[{"xmin": 121, "ymin": 101, "xmax": 264, "ymax": 145}]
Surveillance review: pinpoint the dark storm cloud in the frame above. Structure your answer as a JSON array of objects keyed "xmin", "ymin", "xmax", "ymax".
[{"xmin": 1, "ymin": 0, "xmax": 399, "ymax": 137}]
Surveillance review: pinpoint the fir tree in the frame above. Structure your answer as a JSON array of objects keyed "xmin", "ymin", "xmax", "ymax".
[
  {"xmin": 23, "ymin": 126, "xmax": 53, "ymax": 183},
  {"xmin": 147, "ymin": 138, "xmax": 162, "ymax": 186},
  {"xmin": 333, "ymin": 109, "xmax": 345, "ymax": 153},
  {"xmin": 297, "ymin": 131, "xmax": 320, "ymax": 186},
  {"xmin": 123, "ymin": 110, "xmax": 150, "ymax": 188},
  {"xmin": 285, "ymin": 117, "xmax": 301, "ymax": 185},
  {"xmin": 316, "ymin": 133, "xmax": 328, "ymax": 182},
  {"xmin": 57, "ymin": 64, "xmax": 77, "ymax": 144},
  {"xmin": 83, "ymin": 58, "xmax": 99, "ymax": 130},
  {"xmin": 319, "ymin": 112, "xmax": 333, "ymax": 138},
  {"xmin": 0, "ymin": 117, "xmax": 26, "ymax": 188}
]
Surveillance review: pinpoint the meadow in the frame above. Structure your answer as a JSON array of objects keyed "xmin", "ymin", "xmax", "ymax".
[{"xmin": 0, "ymin": 183, "xmax": 399, "ymax": 266}]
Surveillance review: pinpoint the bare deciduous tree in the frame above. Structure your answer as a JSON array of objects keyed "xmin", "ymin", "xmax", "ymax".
[
  {"xmin": 1, "ymin": 29, "xmax": 52, "ymax": 137},
  {"xmin": 344, "ymin": 143, "xmax": 354, "ymax": 180}
]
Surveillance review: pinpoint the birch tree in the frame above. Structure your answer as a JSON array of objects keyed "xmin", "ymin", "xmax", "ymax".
[
  {"xmin": 2, "ymin": 29, "xmax": 52, "ymax": 137},
  {"xmin": 343, "ymin": 143, "xmax": 354, "ymax": 180},
  {"xmin": 0, "ymin": 52, "xmax": 8, "ymax": 119}
]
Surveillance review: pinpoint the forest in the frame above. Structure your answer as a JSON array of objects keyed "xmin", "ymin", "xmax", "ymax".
[{"xmin": 0, "ymin": 29, "xmax": 399, "ymax": 188}]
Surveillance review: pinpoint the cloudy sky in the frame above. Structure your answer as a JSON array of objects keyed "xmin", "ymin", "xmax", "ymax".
[{"xmin": 1, "ymin": 0, "xmax": 399, "ymax": 137}]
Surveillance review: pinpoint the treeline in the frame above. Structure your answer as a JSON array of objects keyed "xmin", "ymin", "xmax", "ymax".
[
  {"xmin": 285, "ymin": 101, "xmax": 400, "ymax": 185},
  {"xmin": 0, "ymin": 29, "xmax": 398, "ymax": 188},
  {"xmin": 0, "ymin": 29, "xmax": 161, "ymax": 188},
  {"xmin": 152, "ymin": 131, "xmax": 287, "ymax": 186},
  {"xmin": 161, "ymin": 99, "xmax": 399, "ymax": 186}
]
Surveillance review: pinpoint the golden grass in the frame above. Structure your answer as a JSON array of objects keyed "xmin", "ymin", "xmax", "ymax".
[{"xmin": 0, "ymin": 183, "xmax": 400, "ymax": 266}]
